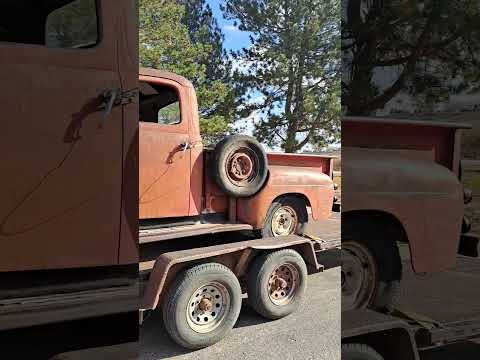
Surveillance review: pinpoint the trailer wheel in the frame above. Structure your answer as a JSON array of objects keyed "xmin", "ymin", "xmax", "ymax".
[
  {"xmin": 342, "ymin": 218, "xmax": 402, "ymax": 312},
  {"xmin": 247, "ymin": 249, "xmax": 307, "ymax": 319},
  {"xmin": 162, "ymin": 263, "xmax": 242, "ymax": 349},
  {"xmin": 261, "ymin": 196, "xmax": 308, "ymax": 237},
  {"xmin": 342, "ymin": 343, "xmax": 384, "ymax": 360},
  {"xmin": 213, "ymin": 135, "xmax": 268, "ymax": 197}
]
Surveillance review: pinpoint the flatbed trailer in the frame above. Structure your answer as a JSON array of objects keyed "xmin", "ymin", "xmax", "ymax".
[
  {"xmin": 342, "ymin": 251, "xmax": 480, "ymax": 360},
  {"xmin": 137, "ymin": 228, "xmax": 340, "ymax": 349}
]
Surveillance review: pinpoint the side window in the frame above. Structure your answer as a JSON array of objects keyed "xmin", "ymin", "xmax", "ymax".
[
  {"xmin": 140, "ymin": 83, "xmax": 182, "ymax": 125},
  {"xmin": 0, "ymin": 0, "xmax": 98, "ymax": 48},
  {"xmin": 158, "ymin": 102, "xmax": 181, "ymax": 125},
  {"xmin": 45, "ymin": 0, "xmax": 98, "ymax": 48}
]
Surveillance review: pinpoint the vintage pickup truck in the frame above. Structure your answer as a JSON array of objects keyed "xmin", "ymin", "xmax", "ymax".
[
  {"xmin": 138, "ymin": 68, "xmax": 335, "ymax": 239},
  {"xmin": 341, "ymin": 116, "xmax": 478, "ymax": 312}
]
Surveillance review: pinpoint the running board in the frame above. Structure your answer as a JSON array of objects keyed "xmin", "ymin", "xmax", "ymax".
[
  {"xmin": 0, "ymin": 284, "xmax": 138, "ymax": 331},
  {"xmin": 139, "ymin": 223, "xmax": 253, "ymax": 244}
]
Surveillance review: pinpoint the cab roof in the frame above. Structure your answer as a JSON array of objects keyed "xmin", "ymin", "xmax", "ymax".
[{"xmin": 139, "ymin": 67, "xmax": 193, "ymax": 88}]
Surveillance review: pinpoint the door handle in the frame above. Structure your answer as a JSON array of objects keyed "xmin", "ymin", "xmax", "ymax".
[
  {"xmin": 179, "ymin": 141, "xmax": 192, "ymax": 152},
  {"xmin": 100, "ymin": 88, "xmax": 119, "ymax": 128}
]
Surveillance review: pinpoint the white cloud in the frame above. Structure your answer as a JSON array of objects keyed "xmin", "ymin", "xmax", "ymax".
[{"xmin": 223, "ymin": 24, "xmax": 239, "ymax": 32}]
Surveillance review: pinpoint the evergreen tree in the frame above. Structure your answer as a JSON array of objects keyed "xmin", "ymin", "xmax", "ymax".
[
  {"xmin": 223, "ymin": 0, "xmax": 341, "ymax": 152},
  {"xmin": 139, "ymin": 0, "xmax": 231, "ymax": 144},
  {"xmin": 343, "ymin": 0, "xmax": 480, "ymax": 115}
]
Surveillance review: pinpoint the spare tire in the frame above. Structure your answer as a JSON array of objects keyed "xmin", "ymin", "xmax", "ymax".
[{"xmin": 213, "ymin": 135, "xmax": 268, "ymax": 197}]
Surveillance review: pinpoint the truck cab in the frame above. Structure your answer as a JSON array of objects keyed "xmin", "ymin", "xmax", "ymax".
[
  {"xmin": 138, "ymin": 68, "xmax": 335, "ymax": 239},
  {"xmin": 0, "ymin": 0, "xmax": 138, "ymax": 330}
]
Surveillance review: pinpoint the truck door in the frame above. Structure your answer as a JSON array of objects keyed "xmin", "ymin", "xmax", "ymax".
[
  {"xmin": 0, "ymin": 0, "xmax": 124, "ymax": 271},
  {"xmin": 139, "ymin": 78, "xmax": 191, "ymax": 219}
]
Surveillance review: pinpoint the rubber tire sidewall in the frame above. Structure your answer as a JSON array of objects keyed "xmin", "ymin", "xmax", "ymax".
[
  {"xmin": 247, "ymin": 249, "xmax": 307, "ymax": 320},
  {"xmin": 342, "ymin": 343, "xmax": 384, "ymax": 360},
  {"xmin": 213, "ymin": 135, "xmax": 268, "ymax": 198},
  {"xmin": 162, "ymin": 263, "xmax": 242, "ymax": 349},
  {"xmin": 261, "ymin": 196, "xmax": 308, "ymax": 238},
  {"xmin": 342, "ymin": 218, "xmax": 402, "ymax": 312}
]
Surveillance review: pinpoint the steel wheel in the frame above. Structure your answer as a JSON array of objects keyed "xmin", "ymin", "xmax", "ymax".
[
  {"xmin": 225, "ymin": 147, "xmax": 258, "ymax": 187},
  {"xmin": 271, "ymin": 206, "xmax": 298, "ymax": 236},
  {"xmin": 186, "ymin": 282, "xmax": 230, "ymax": 334},
  {"xmin": 342, "ymin": 241, "xmax": 378, "ymax": 311},
  {"xmin": 268, "ymin": 263, "xmax": 299, "ymax": 305}
]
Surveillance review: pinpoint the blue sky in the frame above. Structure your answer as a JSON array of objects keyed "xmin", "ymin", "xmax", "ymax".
[{"xmin": 207, "ymin": 0, "xmax": 251, "ymax": 52}]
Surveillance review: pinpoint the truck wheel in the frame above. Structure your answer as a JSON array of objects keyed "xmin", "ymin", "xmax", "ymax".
[
  {"xmin": 342, "ymin": 343, "xmax": 384, "ymax": 360},
  {"xmin": 247, "ymin": 249, "xmax": 307, "ymax": 319},
  {"xmin": 342, "ymin": 219, "xmax": 402, "ymax": 312},
  {"xmin": 162, "ymin": 263, "xmax": 242, "ymax": 349},
  {"xmin": 213, "ymin": 135, "xmax": 268, "ymax": 197},
  {"xmin": 261, "ymin": 196, "xmax": 308, "ymax": 237}
]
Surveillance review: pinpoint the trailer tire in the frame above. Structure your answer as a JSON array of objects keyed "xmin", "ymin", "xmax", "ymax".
[
  {"xmin": 213, "ymin": 135, "xmax": 268, "ymax": 197},
  {"xmin": 342, "ymin": 217, "xmax": 402, "ymax": 312},
  {"xmin": 342, "ymin": 343, "xmax": 384, "ymax": 360},
  {"xmin": 161, "ymin": 263, "xmax": 242, "ymax": 349},
  {"xmin": 247, "ymin": 249, "xmax": 307, "ymax": 319},
  {"xmin": 261, "ymin": 196, "xmax": 308, "ymax": 237}
]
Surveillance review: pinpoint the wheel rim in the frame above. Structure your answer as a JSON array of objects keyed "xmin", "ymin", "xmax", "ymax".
[
  {"xmin": 186, "ymin": 282, "xmax": 230, "ymax": 333},
  {"xmin": 271, "ymin": 206, "xmax": 298, "ymax": 236},
  {"xmin": 268, "ymin": 263, "xmax": 299, "ymax": 305},
  {"xmin": 341, "ymin": 242, "xmax": 377, "ymax": 311},
  {"xmin": 225, "ymin": 148, "xmax": 258, "ymax": 186}
]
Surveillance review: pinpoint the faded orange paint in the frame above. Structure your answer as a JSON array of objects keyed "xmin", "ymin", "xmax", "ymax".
[
  {"xmin": 342, "ymin": 117, "xmax": 470, "ymax": 274},
  {"xmin": 138, "ymin": 70, "xmax": 335, "ymax": 228},
  {"xmin": 0, "ymin": 1, "xmax": 138, "ymax": 271}
]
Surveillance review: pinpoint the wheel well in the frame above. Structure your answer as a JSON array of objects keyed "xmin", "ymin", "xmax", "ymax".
[
  {"xmin": 342, "ymin": 210, "xmax": 408, "ymax": 244},
  {"xmin": 272, "ymin": 193, "xmax": 311, "ymax": 208},
  {"xmin": 342, "ymin": 210, "xmax": 406, "ymax": 282}
]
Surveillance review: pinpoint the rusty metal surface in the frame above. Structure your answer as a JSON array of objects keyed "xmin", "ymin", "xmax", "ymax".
[
  {"xmin": 0, "ymin": 1, "xmax": 137, "ymax": 271},
  {"xmin": 342, "ymin": 309, "xmax": 411, "ymax": 338},
  {"xmin": 138, "ymin": 222, "xmax": 253, "ymax": 243},
  {"xmin": 0, "ymin": 283, "xmax": 138, "ymax": 331},
  {"xmin": 138, "ymin": 71, "xmax": 335, "ymax": 228},
  {"xmin": 141, "ymin": 235, "xmax": 321, "ymax": 310},
  {"xmin": 344, "ymin": 116, "xmax": 472, "ymax": 129},
  {"xmin": 342, "ymin": 118, "xmax": 465, "ymax": 274},
  {"xmin": 237, "ymin": 165, "xmax": 334, "ymax": 228}
]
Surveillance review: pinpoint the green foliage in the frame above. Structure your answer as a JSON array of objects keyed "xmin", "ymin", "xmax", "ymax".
[
  {"xmin": 139, "ymin": 0, "xmax": 232, "ymax": 144},
  {"xmin": 45, "ymin": 0, "xmax": 98, "ymax": 48},
  {"xmin": 343, "ymin": 0, "xmax": 480, "ymax": 115},
  {"xmin": 223, "ymin": 0, "xmax": 341, "ymax": 152}
]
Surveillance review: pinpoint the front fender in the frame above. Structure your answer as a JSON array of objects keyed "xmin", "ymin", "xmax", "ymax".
[{"xmin": 237, "ymin": 165, "xmax": 334, "ymax": 228}]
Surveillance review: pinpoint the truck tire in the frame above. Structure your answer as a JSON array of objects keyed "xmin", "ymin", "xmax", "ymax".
[
  {"xmin": 261, "ymin": 196, "xmax": 308, "ymax": 237},
  {"xmin": 342, "ymin": 343, "xmax": 384, "ymax": 360},
  {"xmin": 213, "ymin": 135, "xmax": 268, "ymax": 197},
  {"xmin": 161, "ymin": 263, "xmax": 242, "ymax": 349},
  {"xmin": 342, "ymin": 218, "xmax": 402, "ymax": 312},
  {"xmin": 247, "ymin": 249, "xmax": 307, "ymax": 319}
]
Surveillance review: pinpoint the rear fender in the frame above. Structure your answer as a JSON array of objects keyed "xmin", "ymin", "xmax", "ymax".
[
  {"xmin": 237, "ymin": 165, "xmax": 334, "ymax": 229},
  {"xmin": 141, "ymin": 236, "xmax": 321, "ymax": 310}
]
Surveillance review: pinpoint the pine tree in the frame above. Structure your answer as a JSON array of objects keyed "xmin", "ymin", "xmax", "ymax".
[
  {"xmin": 223, "ymin": 0, "xmax": 341, "ymax": 152},
  {"xmin": 139, "ymin": 0, "xmax": 231, "ymax": 144}
]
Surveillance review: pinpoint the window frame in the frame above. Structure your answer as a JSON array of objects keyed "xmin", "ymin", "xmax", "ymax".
[{"xmin": 0, "ymin": 0, "xmax": 102, "ymax": 49}]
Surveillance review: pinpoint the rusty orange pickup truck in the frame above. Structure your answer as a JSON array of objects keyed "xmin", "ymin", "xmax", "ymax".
[
  {"xmin": 341, "ymin": 116, "xmax": 478, "ymax": 312},
  {"xmin": 138, "ymin": 68, "xmax": 335, "ymax": 240}
]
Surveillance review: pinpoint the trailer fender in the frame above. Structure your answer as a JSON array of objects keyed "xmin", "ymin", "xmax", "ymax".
[{"xmin": 141, "ymin": 236, "xmax": 321, "ymax": 311}]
